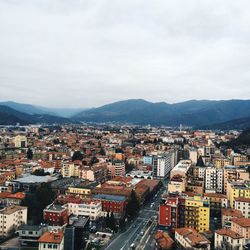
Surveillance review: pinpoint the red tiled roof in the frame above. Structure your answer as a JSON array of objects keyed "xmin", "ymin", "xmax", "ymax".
[
  {"xmin": 231, "ymin": 218, "xmax": 250, "ymax": 227},
  {"xmin": 215, "ymin": 228, "xmax": 243, "ymax": 239},
  {"xmin": 38, "ymin": 231, "xmax": 64, "ymax": 244}
]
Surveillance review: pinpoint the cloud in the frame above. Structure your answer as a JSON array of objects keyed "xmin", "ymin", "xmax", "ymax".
[{"xmin": 0, "ymin": 0, "xmax": 249, "ymax": 107}]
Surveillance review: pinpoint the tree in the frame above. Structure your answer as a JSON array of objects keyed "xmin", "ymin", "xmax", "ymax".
[
  {"xmin": 109, "ymin": 212, "xmax": 117, "ymax": 232},
  {"xmin": 27, "ymin": 148, "xmax": 33, "ymax": 160},
  {"xmin": 125, "ymin": 162, "xmax": 134, "ymax": 173},
  {"xmin": 72, "ymin": 151, "xmax": 83, "ymax": 161},
  {"xmin": 99, "ymin": 148, "xmax": 106, "ymax": 156},
  {"xmin": 105, "ymin": 212, "xmax": 110, "ymax": 228},
  {"xmin": 21, "ymin": 183, "xmax": 56, "ymax": 224},
  {"xmin": 126, "ymin": 190, "xmax": 140, "ymax": 220},
  {"xmin": 32, "ymin": 169, "xmax": 49, "ymax": 176}
]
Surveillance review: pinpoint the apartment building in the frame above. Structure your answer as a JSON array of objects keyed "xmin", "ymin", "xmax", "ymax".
[
  {"xmin": 43, "ymin": 204, "xmax": 68, "ymax": 226},
  {"xmin": 67, "ymin": 200, "xmax": 102, "ymax": 221},
  {"xmin": 107, "ymin": 160, "xmax": 125, "ymax": 177},
  {"xmin": 234, "ymin": 198, "xmax": 250, "ymax": 218},
  {"xmin": 227, "ymin": 181, "xmax": 250, "ymax": 208},
  {"xmin": 184, "ymin": 195, "xmax": 210, "ymax": 233},
  {"xmin": 231, "ymin": 218, "xmax": 250, "ymax": 241},
  {"xmin": 205, "ymin": 167, "xmax": 223, "ymax": 193},
  {"xmin": 170, "ymin": 160, "xmax": 192, "ymax": 179},
  {"xmin": 62, "ymin": 163, "xmax": 80, "ymax": 178},
  {"xmin": 231, "ymin": 153, "xmax": 248, "ymax": 165},
  {"xmin": 0, "ymin": 205, "xmax": 27, "ymax": 236},
  {"xmin": 224, "ymin": 166, "xmax": 249, "ymax": 194}
]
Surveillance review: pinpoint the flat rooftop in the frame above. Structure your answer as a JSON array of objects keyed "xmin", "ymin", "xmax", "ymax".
[{"xmin": 93, "ymin": 194, "xmax": 127, "ymax": 202}]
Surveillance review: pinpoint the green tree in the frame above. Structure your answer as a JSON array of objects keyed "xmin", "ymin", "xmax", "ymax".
[
  {"xmin": 72, "ymin": 151, "xmax": 83, "ymax": 161},
  {"xmin": 27, "ymin": 148, "xmax": 33, "ymax": 160},
  {"xmin": 125, "ymin": 162, "xmax": 134, "ymax": 173},
  {"xmin": 99, "ymin": 148, "xmax": 106, "ymax": 156},
  {"xmin": 21, "ymin": 183, "xmax": 56, "ymax": 224},
  {"xmin": 126, "ymin": 190, "xmax": 140, "ymax": 220},
  {"xmin": 109, "ymin": 212, "xmax": 117, "ymax": 232},
  {"xmin": 105, "ymin": 212, "xmax": 110, "ymax": 228}
]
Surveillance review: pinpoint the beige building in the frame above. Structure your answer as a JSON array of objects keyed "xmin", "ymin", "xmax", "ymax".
[
  {"xmin": 222, "ymin": 208, "xmax": 243, "ymax": 228},
  {"xmin": 213, "ymin": 157, "xmax": 231, "ymax": 168},
  {"xmin": 215, "ymin": 228, "xmax": 244, "ymax": 250},
  {"xmin": 224, "ymin": 166, "xmax": 249, "ymax": 194},
  {"xmin": 0, "ymin": 205, "xmax": 27, "ymax": 236},
  {"xmin": 14, "ymin": 135, "xmax": 27, "ymax": 148},
  {"xmin": 231, "ymin": 217, "xmax": 250, "ymax": 241},
  {"xmin": 62, "ymin": 163, "xmax": 80, "ymax": 178},
  {"xmin": 175, "ymin": 227, "xmax": 210, "ymax": 250}
]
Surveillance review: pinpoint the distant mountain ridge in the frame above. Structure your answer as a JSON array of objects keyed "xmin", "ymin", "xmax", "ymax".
[
  {"xmin": 0, "ymin": 101, "xmax": 85, "ymax": 117},
  {"xmin": 1, "ymin": 99, "xmax": 250, "ymax": 128},
  {"xmin": 0, "ymin": 105, "xmax": 71, "ymax": 125},
  {"xmin": 73, "ymin": 99, "xmax": 250, "ymax": 127}
]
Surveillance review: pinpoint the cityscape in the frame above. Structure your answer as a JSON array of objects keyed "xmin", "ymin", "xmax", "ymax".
[
  {"xmin": 0, "ymin": 124, "xmax": 248, "ymax": 250},
  {"xmin": 1, "ymin": 1, "xmax": 250, "ymax": 250}
]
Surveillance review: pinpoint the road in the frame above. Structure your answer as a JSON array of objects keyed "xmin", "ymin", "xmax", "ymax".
[{"xmin": 105, "ymin": 183, "xmax": 167, "ymax": 250}]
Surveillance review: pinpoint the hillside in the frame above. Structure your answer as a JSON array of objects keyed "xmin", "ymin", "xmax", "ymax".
[
  {"xmin": 73, "ymin": 99, "xmax": 250, "ymax": 127},
  {"xmin": 0, "ymin": 105, "xmax": 71, "ymax": 125},
  {"xmin": 0, "ymin": 101, "xmax": 85, "ymax": 118}
]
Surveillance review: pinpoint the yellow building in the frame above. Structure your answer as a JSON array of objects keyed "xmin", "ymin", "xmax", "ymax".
[
  {"xmin": 66, "ymin": 182, "xmax": 100, "ymax": 198},
  {"xmin": 213, "ymin": 158, "xmax": 231, "ymax": 168},
  {"xmin": 227, "ymin": 181, "xmax": 250, "ymax": 208},
  {"xmin": 62, "ymin": 163, "xmax": 79, "ymax": 178},
  {"xmin": 223, "ymin": 166, "xmax": 249, "ymax": 194},
  {"xmin": 185, "ymin": 195, "xmax": 210, "ymax": 233}
]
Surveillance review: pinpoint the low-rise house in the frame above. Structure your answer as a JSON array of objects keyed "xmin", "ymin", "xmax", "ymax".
[
  {"xmin": 175, "ymin": 227, "xmax": 210, "ymax": 250},
  {"xmin": 38, "ymin": 230, "xmax": 64, "ymax": 250},
  {"xmin": 154, "ymin": 230, "xmax": 174, "ymax": 250},
  {"xmin": 222, "ymin": 208, "xmax": 243, "ymax": 228},
  {"xmin": 18, "ymin": 224, "xmax": 47, "ymax": 246},
  {"xmin": 215, "ymin": 228, "xmax": 244, "ymax": 250}
]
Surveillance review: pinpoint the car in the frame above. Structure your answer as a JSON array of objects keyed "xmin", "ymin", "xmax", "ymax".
[
  {"xmin": 132, "ymin": 224, "xmax": 136, "ymax": 228},
  {"xmin": 140, "ymin": 231, "xmax": 144, "ymax": 236},
  {"xmin": 130, "ymin": 243, "xmax": 136, "ymax": 249}
]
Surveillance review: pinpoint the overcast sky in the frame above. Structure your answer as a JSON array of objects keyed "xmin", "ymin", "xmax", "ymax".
[{"xmin": 0, "ymin": 0, "xmax": 250, "ymax": 108}]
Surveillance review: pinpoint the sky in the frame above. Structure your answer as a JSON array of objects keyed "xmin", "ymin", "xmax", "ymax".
[{"xmin": 0, "ymin": 0, "xmax": 250, "ymax": 108}]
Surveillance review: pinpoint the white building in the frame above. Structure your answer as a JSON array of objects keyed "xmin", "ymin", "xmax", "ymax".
[
  {"xmin": 38, "ymin": 231, "xmax": 64, "ymax": 250},
  {"xmin": 205, "ymin": 167, "xmax": 223, "ymax": 193},
  {"xmin": 215, "ymin": 228, "xmax": 244, "ymax": 250},
  {"xmin": 14, "ymin": 135, "xmax": 27, "ymax": 148},
  {"xmin": 0, "ymin": 205, "xmax": 27, "ymax": 236},
  {"xmin": 170, "ymin": 160, "xmax": 192, "ymax": 179},
  {"xmin": 67, "ymin": 200, "xmax": 102, "ymax": 221},
  {"xmin": 189, "ymin": 149, "xmax": 198, "ymax": 165},
  {"xmin": 234, "ymin": 197, "xmax": 250, "ymax": 218},
  {"xmin": 156, "ymin": 150, "xmax": 177, "ymax": 178}
]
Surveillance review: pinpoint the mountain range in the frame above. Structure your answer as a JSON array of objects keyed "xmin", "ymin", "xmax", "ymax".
[{"xmin": 0, "ymin": 99, "xmax": 250, "ymax": 129}]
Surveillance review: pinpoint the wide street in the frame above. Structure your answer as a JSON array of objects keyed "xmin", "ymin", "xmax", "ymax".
[{"xmin": 105, "ymin": 183, "xmax": 167, "ymax": 250}]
